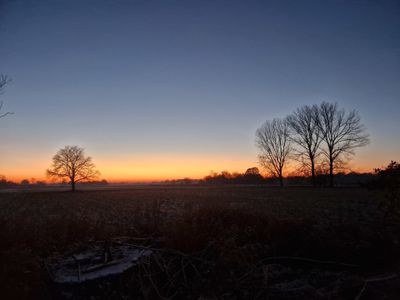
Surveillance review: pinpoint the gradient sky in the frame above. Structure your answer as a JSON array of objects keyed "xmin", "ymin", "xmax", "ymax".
[{"xmin": 0, "ymin": 0, "xmax": 399, "ymax": 182}]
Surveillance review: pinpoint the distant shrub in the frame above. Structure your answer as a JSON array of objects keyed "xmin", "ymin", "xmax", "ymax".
[
  {"xmin": 20, "ymin": 179, "xmax": 30, "ymax": 186},
  {"xmin": 0, "ymin": 175, "xmax": 17, "ymax": 188},
  {"xmin": 371, "ymin": 161, "xmax": 400, "ymax": 189},
  {"xmin": 203, "ymin": 168, "xmax": 265, "ymax": 185}
]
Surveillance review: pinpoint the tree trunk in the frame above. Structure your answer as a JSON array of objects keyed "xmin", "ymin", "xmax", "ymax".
[
  {"xmin": 311, "ymin": 159, "xmax": 316, "ymax": 187},
  {"xmin": 329, "ymin": 159, "xmax": 334, "ymax": 187},
  {"xmin": 71, "ymin": 180, "xmax": 76, "ymax": 192},
  {"xmin": 279, "ymin": 174, "xmax": 284, "ymax": 187}
]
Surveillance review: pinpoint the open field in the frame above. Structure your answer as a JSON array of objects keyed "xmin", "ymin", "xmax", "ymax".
[{"xmin": 0, "ymin": 185, "xmax": 399, "ymax": 299}]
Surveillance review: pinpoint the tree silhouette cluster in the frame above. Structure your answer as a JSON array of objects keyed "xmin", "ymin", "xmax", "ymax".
[
  {"xmin": 0, "ymin": 73, "xmax": 375, "ymax": 190},
  {"xmin": 256, "ymin": 102, "xmax": 370, "ymax": 187}
]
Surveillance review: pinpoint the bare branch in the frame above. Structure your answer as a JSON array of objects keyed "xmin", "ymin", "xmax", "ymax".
[
  {"xmin": 0, "ymin": 74, "xmax": 11, "ymax": 93},
  {"xmin": 255, "ymin": 118, "xmax": 292, "ymax": 186},
  {"xmin": 0, "ymin": 75, "xmax": 13, "ymax": 118}
]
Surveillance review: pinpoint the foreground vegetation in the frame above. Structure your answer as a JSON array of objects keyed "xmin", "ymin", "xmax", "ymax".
[{"xmin": 0, "ymin": 186, "xmax": 399, "ymax": 299}]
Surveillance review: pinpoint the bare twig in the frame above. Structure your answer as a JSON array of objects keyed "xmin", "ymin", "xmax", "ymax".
[
  {"xmin": 259, "ymin": 256, "xmax": 358, "ymax": 268},
  {"xmin": 355, "ymin": 272, "xmax": 400, "ymax": 300}
]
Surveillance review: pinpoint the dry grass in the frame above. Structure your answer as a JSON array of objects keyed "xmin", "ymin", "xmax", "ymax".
[{"xmin": 0, "ymin": 185, "xmax": 398, "ymax": 299}]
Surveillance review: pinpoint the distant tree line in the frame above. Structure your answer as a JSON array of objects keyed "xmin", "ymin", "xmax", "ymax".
[
  {"xmin": 202, "ymin": 170, "xmax": 375, "ymax": 186},
  {"xmin": 0, "ymin": 176, "xmax": 108, "ymax": 189},
  {"xmin": 256, "ymin": 102, "xmax": 370, "ymax": 187},
  {"xmin": 0, "ymin": 176, "xmax": 46, "ymax": 189},
  {"xmin": 160, "ymin": 167, "xmax": 377, "ymax": 187}
]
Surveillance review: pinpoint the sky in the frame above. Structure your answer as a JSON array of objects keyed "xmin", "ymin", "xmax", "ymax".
[{"xmin": 0, "ymin": 0, "xmax": 399, "ymax": 182}]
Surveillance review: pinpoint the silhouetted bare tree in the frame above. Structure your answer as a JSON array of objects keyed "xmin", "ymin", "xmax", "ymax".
[
  {"xmin": 287, "ymin": 104, "xmax": 322, "ymax": 186},
  {"xmin": 255, "ymin": 118, "xmax": 291, "ymax": 186},
  {"xmin": 47, "ymin": 146, "xmax": 100, "ymax": 192},
  {"xmin": 316, "ymin": 102, "xmax": 369, "ymax": 187},
  {"xmin": 0, "ymin": 74, "xmax": 12, "ymax": 118}
]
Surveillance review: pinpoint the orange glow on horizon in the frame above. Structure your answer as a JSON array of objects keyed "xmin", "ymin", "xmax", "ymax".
[
  {"xmin": 2, "ymin": 153, "xmax": 256, "ymax": 183},
  {"xmin": 1, "ymin": 145, "xmax": 395, "ymax": 183},
  {"xmin": 1, "ymin": 152, "xmax": 388, "ymax": 184}
]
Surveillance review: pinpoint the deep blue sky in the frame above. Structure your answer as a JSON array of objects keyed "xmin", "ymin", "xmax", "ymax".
[{"xmin": 0, "ymin": 0, "xmax": 399, "ymax": 180}]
